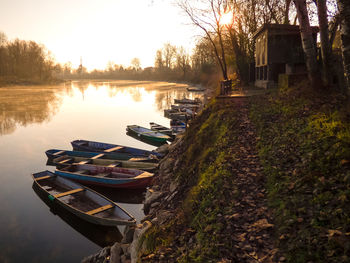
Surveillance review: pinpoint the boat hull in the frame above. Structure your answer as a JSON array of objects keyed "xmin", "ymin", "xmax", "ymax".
[
  {"xmin": 45, "ymin": 149, "xmax": 158, "ymax": 163},
  {"xmin": 126, "ymin": 125, "xmax": 170, "ymax": 144},
  {"xmin": 71, "ymin": 140, "xmax": 162, "ymax": 158},
  {"xmin": 32, "ymin": 171, "xmax": 136, "ymax": 226},
  {"xmin": 55, "ymin": 164, "xmax": 154, "ymax": 189}
]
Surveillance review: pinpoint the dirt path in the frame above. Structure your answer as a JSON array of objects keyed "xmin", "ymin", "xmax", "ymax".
[{"xmin": 221, "ymin": 100, "xmax": 278, "ymax": 262}]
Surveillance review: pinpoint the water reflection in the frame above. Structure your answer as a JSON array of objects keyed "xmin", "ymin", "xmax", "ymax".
[
  {"xmin": 32, "ymin": 183, "xmax": 123, "ymax": 247},
  {"xmin": 0, "ymin": 86, "xmax": 64, "ymax": 135},
  {"xmin": 88, "ymin": 185, "xmax": 146, "ymax": 204},
  {"xmin": 0, "ymin": 81, "xmax": 202, "ymax": 136}
]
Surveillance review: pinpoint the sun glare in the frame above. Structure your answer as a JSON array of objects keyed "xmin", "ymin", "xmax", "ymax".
[{"xmin": 220, "ymin": 11, "xmax": 234, "ymax": 26}]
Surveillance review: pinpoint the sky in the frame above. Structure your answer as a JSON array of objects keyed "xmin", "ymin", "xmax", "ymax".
[{"xmin": 1, "ymin": 0, "xmax": 200, "ymax": 70}]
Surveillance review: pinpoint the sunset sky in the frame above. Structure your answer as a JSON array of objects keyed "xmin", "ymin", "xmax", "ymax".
[{"xmin": 1, "ymin": 0, "xmax": 200, "ymax": 70}]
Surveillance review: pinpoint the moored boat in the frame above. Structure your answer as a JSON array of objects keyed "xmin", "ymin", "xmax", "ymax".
[
  {"xmin": 170, "ymin": 119, "xmax": 186, "ymax": 134},
  {"xmin": 174, "ymin": 98, "xmax": 201, "ymax": 105},
  {"xmin": 71, "ymin": 139, "xmax": 163, "ymax": 158},
  {"xmin": 187, "ymin": 87, "xmax": 206, "ymax": 92},
  {"xmin": 126, "ymin": 125, "xmax": 170, "ymax": 144},
  {"xmin": 171, "ymin": 104, "xmax": 199, "ymax": 110},
  {"xmin": 52, "ymin": 155, "xmax": 158, "ymax": 171},
  {"xmin": 32, "ymin": 170, "xmax": 136, "ymax": 226},
  {"xmin": 55, "ymin": 164, "xmax": 154, "ymax": 189},
  {"xmin": 45, "ymin": 149, "xmax": 158, "ymax": 163},
  {"xmin": 149, "ymin": 122, "xmax": 173, "ymax": 137}
]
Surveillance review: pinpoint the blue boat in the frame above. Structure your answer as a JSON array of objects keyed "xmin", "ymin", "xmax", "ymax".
[
  {"xmin": 71, "ymin": 139, "xmax": 163, "ymax": 158},
  {"xmin": 45, "ymin": 149, "xmax": 158, "ymax": 163},
  {"xmin": 55, "ymin": 164, "xmax": 154, "ymax": 189}
]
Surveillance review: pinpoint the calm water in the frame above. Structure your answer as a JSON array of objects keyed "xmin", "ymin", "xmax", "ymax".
[{"xmin": 0, "ymin": 80, "xmax": 202, "ymax": 262}]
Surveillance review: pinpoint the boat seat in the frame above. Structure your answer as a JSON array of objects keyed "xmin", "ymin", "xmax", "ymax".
[
  {"xmin": 129, "ymin": 157, "xmax": 143, "ymax": 161},
  {"xmin": 107, "ymin": 163, "xmax": 120, "ymax": 167},
  {"xmin": 54, "ymin": 188, "xmax": 84, "ymax": 198},
  {"xmin": 35, "ymin": 175, "xmax": 52, "ymax": 181},
  {"xmin": 53, "ymin": 150, "xmax": 66, "ymax": 156},
  {"xmin": 137, "ymin": 172, "xmax": 150, "ymax": 178},
  {"xmin": 86, "ymin": 204, "xmax": 113, "ymax": 215},
  {"xmin": 104, "ymin": 146, "xmax": 124, "ymax": 153},
  {"xmin": 59, "ymin": 158, "xmax": 73, "ymax": 164},
  {"xmin": 91, "ymin": 153, "xmax": 105, "ymax": 159},
  {"xmin": 78, "ymin": 160, "xmax": 90, "ymax": 164}
]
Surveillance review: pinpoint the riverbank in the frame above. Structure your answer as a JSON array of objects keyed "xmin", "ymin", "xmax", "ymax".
[
  {"xmin": 0, "ymin": 76, "xmax": 64, "ymax": 87},
  {"xmin": 83, "ymin": 83, "xmax": 350, "ymax": 262}
]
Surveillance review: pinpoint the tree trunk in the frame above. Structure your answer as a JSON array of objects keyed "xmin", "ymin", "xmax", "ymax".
[
  {"xmin": 337, "ymin": 0, "xmax": 350, "ymax": 90},
  {"xmin": 317, "ymin": 0, "xmax": 333, "ymax": 87},
  {"xmin": 293, "ymin": 0, "xmax": 319, "ymax": 88},
  {"xmin": 284, "ymin": 0, "xmax": 292, "ymax": 24}
]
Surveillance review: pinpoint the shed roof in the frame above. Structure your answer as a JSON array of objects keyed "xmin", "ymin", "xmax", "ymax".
[{"xmin": 253, "ymin": 24, "xmax": 319, "ymax": 39}]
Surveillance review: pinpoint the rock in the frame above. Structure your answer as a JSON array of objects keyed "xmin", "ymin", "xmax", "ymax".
[
  {"xmin": 151, "ymin": 217, "xmax": 159, "ymax": 224},
  {"xmin": 155, "ymin": 144, "xmax": 169, "ymax": 154},
  {"xmin": 110, "ymin": 243, "xmax": 122, "ymax": 263},
  {"xmin": 81, "ymin": 247, "xmax": 110, "ymax": 263},
  {"xmin": 144, "ymin": 190, "xmax": 164, "ymax": 214},
  {"xmin": 169, "ymin": 181, "xmax": 179, "ymax": 193},
  {"xmin": 121, "ymin": 244, "xmax": 130, "ymax": 254},
  {"xmin": 157, "ymin": 210, "xmax": 174, "ymax": 224},
  {"xmin": 165, "ymin": 191, "xmax": 178, "ymax": 202},
  {"xmin": 151, "ymin": 201, "xmax": 160, "ymax": 208},
  {"xmin": 159, "ymin": 157, "xmax": 175, "ymax": 172},
  {"xmin": 122, "ymin": 226, "xmax": 135, "ymax": 244},
  {"xmin": 129, "ymin": 221, "xmax": 153, "ymax": 263}
]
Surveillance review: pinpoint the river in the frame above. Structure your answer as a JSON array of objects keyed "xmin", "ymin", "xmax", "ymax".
[{"xmin": 0, "ymin": 80, "xmax": 202, "ymax": 262}]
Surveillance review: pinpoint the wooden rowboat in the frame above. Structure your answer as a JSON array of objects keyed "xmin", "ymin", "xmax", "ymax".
[
  {"xmin": 187, "ymin": 87, "xmax": 206, "ymax": 92},
  {"xmin": 174, "ymin": 98, "xmax": 201, "ymax": 105},
  {"xmin": 71, "ymin": 139, "xmax": 163, "ymax": 158},
  {"xmin": 126, "ymin": 125, "xmax": 170, "ymax": 144},
  {"xmin": 52, "ymin": 155, "xmax": 158, "ymax": 171},
  {"xmin": 170, "ymin": 119, "xmax": 186, "ymax": 134},
  {"xmin": 55, "ymin": 164, "xmax": 154, "ymax": 189},
  {"xmin": 149, "ymin": 122, "xmax": 174, "ymax": 137},
  {"xmin": 45, "ymin": 149, "xmax": 158, "ymax": 163},
  {"xmin": 32, "ymin": 182, "xmax": 123, "ymax": 247},
  {"xmin": 32, "ymin": 171, "xmax": 136, "ymax": 226}
]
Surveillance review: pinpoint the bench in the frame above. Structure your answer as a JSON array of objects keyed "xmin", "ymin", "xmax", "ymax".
[
  {"xmin": 104, "ymin": 146, "xmax": 124, "ymax": 153},
  {"xmin": 35, "ymin": 175, "xmax": 52, "ymax": 181},
  {"xmin": 52, "ymin": 150, "xmax": 66, "ymax": 156},
  {"xmin": 91, "ymin": 153, "xmax": 105, "ymax": 160},
  {"xmin": 86, "ymin": 204, "xmax": 113, "ymax": 215},
  {"xmin": 54, "ymin": 188, "xmax": 84, "ymax": 198}
]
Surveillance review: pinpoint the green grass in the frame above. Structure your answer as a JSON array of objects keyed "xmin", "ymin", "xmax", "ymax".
[
  {"xmin": 250, "ymin": 87, "xmax": 350, "ymax": 262},
  {"xmin": 140, "ymin": 99, "xmax": 240, "ymax": 261}
]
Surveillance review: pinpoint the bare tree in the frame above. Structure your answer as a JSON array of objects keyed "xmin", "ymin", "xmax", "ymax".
[
  {"xmin": 293, "ymin": 0, "xmax": 319, "ymax": 88},
  {"xmin": 162, "ymin": 43, "xmax": 177, "ymax": 69},
  {"xmin": 176, "ymin": 46, "xmax": 190, "ymax": 78},
  {"xmin": 154, "ymin": 49, "xmax": 164, "ymax": 69},
  {"xmin": 131, "ymin": 57, "xmax": 141, "ymax": 70},
  {"xmin": 316, "ymin": 0, "xmax": 333, "ymax": 86},
  {"xmin": 179, "ymin": 0, "xmax": 229, "ymax": 80},
  {"xmin": 336, "ymin": 0, "xmax": 350, "ymax": 90}
]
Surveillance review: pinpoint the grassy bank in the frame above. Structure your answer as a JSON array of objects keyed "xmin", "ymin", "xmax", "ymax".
[
  {"xmin": 141, "ymin": 100, "xmax": 243, "ymax": 261},
  {"xmin": 140, "ymin": 83, "xmax": 350, "ymax": 262},
  {"xmin": 250, "ymin": 85, "xmax": 350, "ymax": 262}
]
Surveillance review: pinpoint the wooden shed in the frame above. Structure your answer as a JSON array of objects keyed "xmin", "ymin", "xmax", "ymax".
[{"xmin": 253, "ymin": 24, "xmax": 318, "ymax": 89}]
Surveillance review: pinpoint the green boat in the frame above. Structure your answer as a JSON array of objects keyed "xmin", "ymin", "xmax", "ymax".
[{"xmin": 126, "ymin": 125, "xmax": 170, "ymax": 144}]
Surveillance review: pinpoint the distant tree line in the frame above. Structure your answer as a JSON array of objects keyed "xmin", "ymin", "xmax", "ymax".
[
  {"xmin": 56, "ymin": 42, "xmax": 221, "ymax": 87},
  {"xmin": 0, "ymin": 32, "xmax": 57, "ymax": 84}
]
